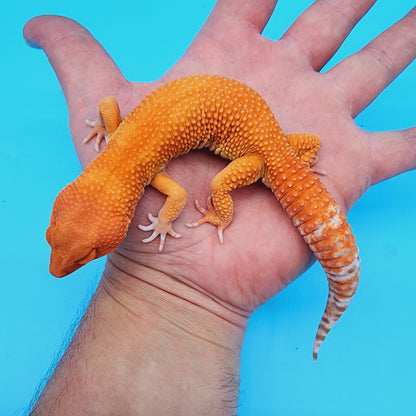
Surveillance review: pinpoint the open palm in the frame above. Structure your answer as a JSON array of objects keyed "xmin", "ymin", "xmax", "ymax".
[{"xmin": 24, "ymin": 0, "xmax": 416, "ymax": 313}]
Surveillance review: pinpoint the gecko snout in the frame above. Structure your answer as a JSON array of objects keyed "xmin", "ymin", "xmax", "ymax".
[{"xmin": 46, "ymin": 221, "xmax": 100, "ymax": 277}]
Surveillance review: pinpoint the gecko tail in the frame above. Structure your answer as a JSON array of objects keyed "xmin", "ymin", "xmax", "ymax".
[
  {"xmin": 267, "ymin": 157, "xmax": 361, "ymax": 360},
  {"xmin": 295, "ymin": 196, "xmax": 361, "ymax": 361},
  {"xmin": 312, "ymin": 250, "xmax": 360, "ymax": 360}
]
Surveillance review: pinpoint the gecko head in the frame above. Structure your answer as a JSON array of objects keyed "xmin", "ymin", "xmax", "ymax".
[
  {"xmin": 46, "ymin": 182, "xmax": 130, "ymax": 278},
  {"xmin": 46, "ymin": 222, "xmax": 98, "ymax": 278}
]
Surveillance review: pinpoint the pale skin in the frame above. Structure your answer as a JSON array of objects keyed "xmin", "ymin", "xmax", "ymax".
[{"xmin": 24, "ymin": 0, "xmax": 416, "ymax": 414}]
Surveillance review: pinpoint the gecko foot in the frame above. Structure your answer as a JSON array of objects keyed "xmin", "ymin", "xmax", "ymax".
[
  {"xmin": 138, "ymin": 213, "xmax": 181, "ymax": 251},
  {"xmin": 83, "ymin": 119, "xmax": 108, "ymax": 152},
  {"xmin": 186, "ymin": 197, "xmax": 225, "ymax": 244}
]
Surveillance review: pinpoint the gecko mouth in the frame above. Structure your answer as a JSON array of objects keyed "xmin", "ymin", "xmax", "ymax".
[
  {"xmin": 49, "ymin": 259, "xmax": 81, "ymax": 278},
  {"xmin": 76, "ymin": 248, "xmax": 98, "ymax": 266},
  {"xmin": 49, "ymin": 248, "xmax": 98, "ymax": 278},
  {"xmin": 48, "ymin": 249, "xmax": 94, "ymax": 278}
]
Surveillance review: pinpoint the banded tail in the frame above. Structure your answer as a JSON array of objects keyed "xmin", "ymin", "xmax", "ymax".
[{"xmin": 271, "ymin": 162, "xmax": 360, "ymax": 360}]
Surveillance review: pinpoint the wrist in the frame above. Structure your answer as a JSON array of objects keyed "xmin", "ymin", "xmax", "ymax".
[
  {"xmin": 32, "ymin": 251, "xmax": 249, "ymax": 416},
  {"xmin": 105, "ymin": 249, "xmax": 249, "ymax": 341},
  {"xmin": 99, "ymin": 250, "xmax": 249, "ymax": 414}
]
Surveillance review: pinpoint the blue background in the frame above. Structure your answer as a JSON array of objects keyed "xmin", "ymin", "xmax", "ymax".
[{"xmin": 2, "ymin": 1, "xmax": 416, "ymax": 414}]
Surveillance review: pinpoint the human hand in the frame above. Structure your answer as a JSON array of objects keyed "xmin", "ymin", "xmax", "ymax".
[
  {"xmin": 23, "ymin": 0, "xmax": 416, "ymax": 316},
  {"xmin": 24, "ymin": 2, "xmax": 416, "ymax": 414}
]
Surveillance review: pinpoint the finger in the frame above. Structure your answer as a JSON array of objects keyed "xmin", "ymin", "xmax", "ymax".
[
  {"xmin": 23, "ymin": 15, "xmax": 127, "ymax": 110},
  {"xmin": 282, "ymin": 0, "xmax": 376, "ymax": 71},
  {"xmin": 369, "ymin": 129, "xmax": 416, "ymax": 185},
  {"xmin": 207, "ymin": 0, "xmax": 277, "ymax": 33},
  {"xmin": 330, "ymin": 6, "xmax": 416, "ymax": 117}
]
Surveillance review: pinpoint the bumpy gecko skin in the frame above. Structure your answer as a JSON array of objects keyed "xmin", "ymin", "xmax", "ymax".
[{"xmin": 46, "ymin": 75, "xmax": 360, "ymax": 359}]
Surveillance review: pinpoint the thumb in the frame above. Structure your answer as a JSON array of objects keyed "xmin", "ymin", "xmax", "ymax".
[
  {"xmin": 23, "ymin": 15, "xmax": 129, "ymax": 165},
  {"xmin": 23, "ymin": 15, "xmax": 127, "ymax": 113}
]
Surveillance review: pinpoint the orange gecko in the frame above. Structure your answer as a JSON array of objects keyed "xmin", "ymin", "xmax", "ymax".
[{"xmin": 46, "ymin": 74, "xmax": 360, "ymax": 359}]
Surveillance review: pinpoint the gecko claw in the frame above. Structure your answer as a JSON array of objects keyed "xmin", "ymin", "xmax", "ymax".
[
  {"xmin": 311, "ymin": 166, "xmax": 327, "ymax": 176},
  {"xmin": 217, "ymin": 228, "xmax": 224, "ymax": 244}
]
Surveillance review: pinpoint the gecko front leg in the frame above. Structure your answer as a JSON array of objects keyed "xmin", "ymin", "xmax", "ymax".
[
  {"xmin": 138, "ymin": 171, "xmax": 187, "ymax": 251},
  {"xmin": 83, "ymin": 96, "xmax": 123, "ymax": 152}
]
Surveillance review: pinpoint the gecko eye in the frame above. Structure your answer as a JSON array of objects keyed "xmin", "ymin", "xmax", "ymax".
[
  {"xmin": 46, "ymin": 225, "xmax": 55, "ymax": 245},
  {"xmin": 76, "ymin": 248, "xmax": 97, "ymax": 265}
]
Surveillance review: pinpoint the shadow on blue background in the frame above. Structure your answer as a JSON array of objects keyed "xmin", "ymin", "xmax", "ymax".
[{"xmin": 2, "ymin": 1, "xmax": 415, "ymax": 414}]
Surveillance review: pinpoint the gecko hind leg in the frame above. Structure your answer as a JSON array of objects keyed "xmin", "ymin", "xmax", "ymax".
[
  {"xmin": 186, "ymin": 154, "xmax": 265, "ymax": 243},
  {"xmin": 188, "ymin": 196, "xmax": 226, "ymax": 243},
  {"xmin": 286, "ymin": 133, "xmax": 327, "ymax": 175}
]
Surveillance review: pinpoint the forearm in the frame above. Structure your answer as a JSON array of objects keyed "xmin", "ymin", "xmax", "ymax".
[{"xmin": 30, "ymin": 251, "xmax": 248, "ymax": 416}]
